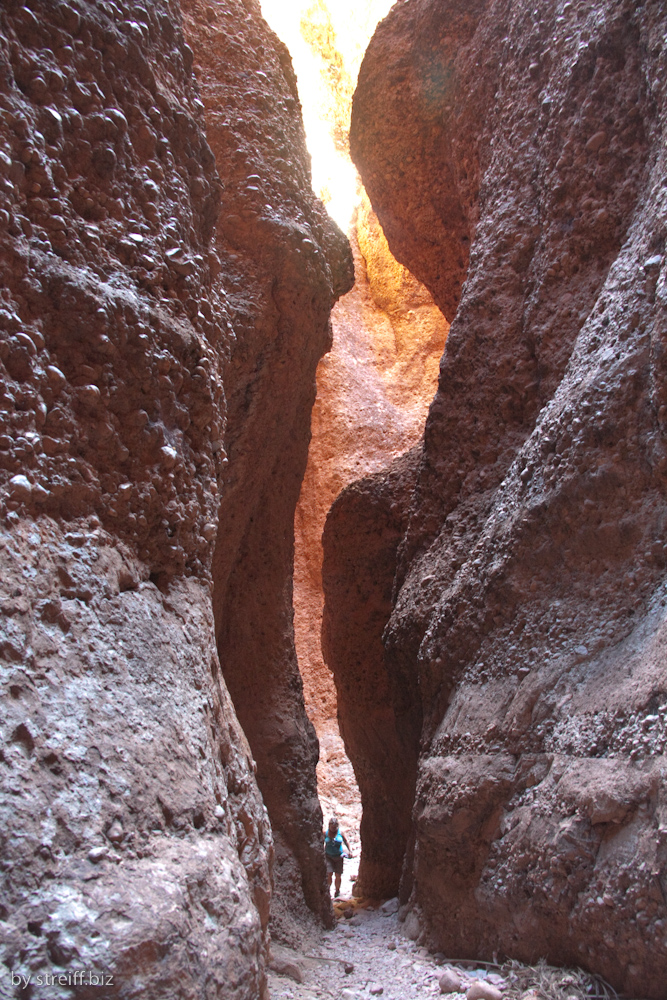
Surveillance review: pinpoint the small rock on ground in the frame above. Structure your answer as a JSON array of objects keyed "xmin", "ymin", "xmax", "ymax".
[
  {"xmin": 269, "ymin": 945, "xmax": 304, "ymax": 984},
  {"xmin": 467, "ymin": 981, "xmax": 503, "ymax": 1000},
  {"xmin": 403, "ymin": 911, "xmax": 420, "ymax": 940},
  {"xmin": 381, "ymin": 897, "xmax": 400, "ymax": 915},
  {"xmin": 440, "ymin": 969, "xmax": 462, "ymax": 993}
]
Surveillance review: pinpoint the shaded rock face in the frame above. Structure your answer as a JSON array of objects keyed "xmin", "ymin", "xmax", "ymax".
[
  {"xmin": 321, "ymin": 449, "xmax": 420, "ymax": 898},
  {"xmin": 335, "ymin": 0, "xmax": 667, "ymax": 995},
  {"xmin": 0, "ymin": 0, "xmax": 349, "ymax": 994},
  {"xmin": 179, "ymin": 0, "xmax": 353, "ymax": 941}
]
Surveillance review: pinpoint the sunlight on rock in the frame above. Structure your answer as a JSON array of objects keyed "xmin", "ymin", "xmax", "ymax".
[{"xmin": 259, "ymin": 0, "xmax": 393, "ymax": 231}]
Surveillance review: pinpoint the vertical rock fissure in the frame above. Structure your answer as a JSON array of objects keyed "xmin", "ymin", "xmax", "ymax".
[
  {"xmin": 321, "ymin": 446, "xmax": 425, "ymax": 901},
  {"xmin": 255, "ymin": 0, "xmax": 451, "ymax": 905}
]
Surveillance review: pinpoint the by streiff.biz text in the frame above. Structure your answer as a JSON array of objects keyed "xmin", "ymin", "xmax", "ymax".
[{"xmin": 11, "ymin": 971, "xmax": 114, "ymax": 989}]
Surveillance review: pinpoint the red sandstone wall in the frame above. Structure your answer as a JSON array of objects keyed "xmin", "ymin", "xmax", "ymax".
[
  {"xmin": 294, "ymin": 195, "xmax": 447, "ymax": 829},
  {"xmin": 322, "ymin": 0, "xmax": 667, "ymax": 995},
  {"xmin": 0, "ymin": 0, "xmax": 349, "ymax": 993},
  {"xmin": 180, "ymin": 0, "xmax": 353, "ymax": 944}
]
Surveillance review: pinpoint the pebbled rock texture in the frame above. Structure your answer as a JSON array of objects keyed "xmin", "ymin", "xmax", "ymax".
[
  {"xmin": 340, "ymin": 0, "xmax": 667, "ymax": 995},
  {"xmin": 0, "ymin": 0, "xmax": 348, "ymax": 994},
  {"xmin": 0, "ymin": 2, "xmax": 271, "ymax": 995},
  {"xmin": 179, "ymin": 0, "xmax": 352, "ymax": 942}
]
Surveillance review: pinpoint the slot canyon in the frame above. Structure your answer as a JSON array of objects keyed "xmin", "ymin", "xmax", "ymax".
[{"xmin": 0, "ymin": 2, "xmax": 665, "ymax": 1000}]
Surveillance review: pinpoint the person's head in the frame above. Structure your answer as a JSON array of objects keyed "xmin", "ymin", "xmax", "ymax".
[{"xmin": 328, "ymin": 817, "xmax": 339, "ymax": 837}]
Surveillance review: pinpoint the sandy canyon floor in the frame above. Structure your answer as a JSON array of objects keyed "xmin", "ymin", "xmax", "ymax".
[
  {"xmin": 268, "ymin": 898, "xmax": 621, "ymax": 1000},
  {"xmin": 269, "ymin": 903, "xmax": 453, "ymax": 1000}
]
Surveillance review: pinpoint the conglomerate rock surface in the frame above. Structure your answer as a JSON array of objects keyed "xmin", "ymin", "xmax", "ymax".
[
  {"xmin": 180, "ymin": 0, "xmax": 352, "ymax": 943},
  {"xmin": 0, "ymin": 0, "xmax": 349, "ymax": 995},
  {"xmin": 324, "ymin": 0, "xmax": 667, "ymax": 996}
]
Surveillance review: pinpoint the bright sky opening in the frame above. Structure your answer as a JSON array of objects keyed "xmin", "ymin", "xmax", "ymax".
[{"xmin": 259, "ymin": 0, "xmax": 394, "ymax": 233}]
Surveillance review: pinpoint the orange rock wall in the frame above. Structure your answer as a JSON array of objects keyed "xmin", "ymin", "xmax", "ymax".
[
  {"xmin": 294, "ymin": 194, "xmax": 448, "ymax": 822},
  {"xmin": 261, "ymin": 0, "xmax": 450, "ymax": 846}
]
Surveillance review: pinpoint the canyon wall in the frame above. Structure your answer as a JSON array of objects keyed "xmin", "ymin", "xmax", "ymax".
[
  {"xmin": 263, "ymin": 0, "xmax": 449, "ymax": 836},
  {"xmin": 0, "ymin": 0, "xmax": 349, "ymax": 995},
  {"xmin": 180, "ymin": 0, "xmax": 352, "ymax": 943},
  {"xmin": 295, "ymin": 195, "xmax": 447, "ymax": 834},
  {"xmin": 323, "ymin": 0, "xmax": 667, "ymax": 995}
]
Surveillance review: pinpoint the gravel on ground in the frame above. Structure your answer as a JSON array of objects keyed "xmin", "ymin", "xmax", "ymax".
[{"xmin": 268, "ymin": 898, "xmax": 621, "ymax": 1000}]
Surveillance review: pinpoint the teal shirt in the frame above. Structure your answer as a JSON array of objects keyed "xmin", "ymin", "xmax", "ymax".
[{"xmin": 325, "ymin": 831, "xmax": 344, "ymax": 858}]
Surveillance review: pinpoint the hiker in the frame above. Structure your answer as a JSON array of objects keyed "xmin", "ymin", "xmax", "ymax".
[{"xmin": 324, "ymin": 816, "xmax": 351, "ymax": 898}]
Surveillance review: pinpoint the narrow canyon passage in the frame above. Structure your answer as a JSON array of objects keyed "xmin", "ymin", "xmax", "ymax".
[
  {"xmin": 1, "ymin": 1, "xmax": 666, "ymax": 999},
  {"xmin": 259, "ymin": 0, "xmax": 448, "ymax": 881},
  {"xmin": 270, "ymin": 1, "xmax": 667, "ymax": 997}
]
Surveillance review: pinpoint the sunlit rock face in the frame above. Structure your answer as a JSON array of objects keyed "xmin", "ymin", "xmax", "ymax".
[
  {"xmin": 0, "ymin": 0, "xmax": 349, "ymax": 992},
  {"xmin": 296, "ymin": 193, "xmax": 447, "ymax": 833},
  {"xmin": 334, "ymin": 0, "xmax": 667, "ymax": 995},
  {"xmin": 259, "ymin": 0, "xmax": 395, "ymax": 233}
]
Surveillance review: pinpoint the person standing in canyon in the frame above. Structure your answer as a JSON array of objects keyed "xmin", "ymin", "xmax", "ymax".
[{"xmin": 324, "ymin": 816, "xmax": 352, "ymax": 898}]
